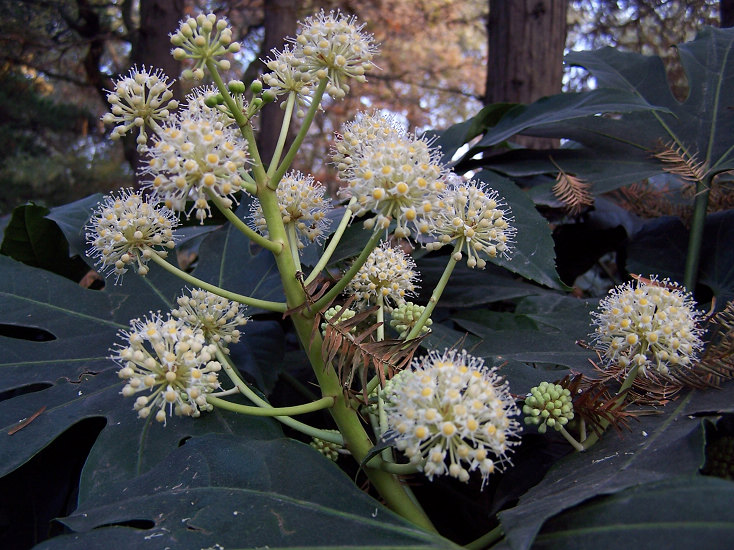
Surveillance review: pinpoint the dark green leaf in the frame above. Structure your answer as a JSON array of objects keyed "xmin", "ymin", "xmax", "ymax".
[
  {"xmin": 44, "ymin": 193, "xmax": 103, "ymax": 258},
  {"xmin": 476, "ymin": 171, "xmax": 564, "ymax": 289},
  {"xmin": 472, "ymin": 89, "xmax": 670, "ymax": 151},
  {"xmin": 190, "ymin": 201, "xmax": 285, "ymax": 313},
  {"xmin": 498, "ymin": 387, "xmax": 732, "ymax": 550},
  {"xmin": 531, "ymin": 476, "xmax": 734, "ymax": 550},
  {"xmin": 0, "ymin": 255, "xmax": 281, "ymax": 491},
  {"xmin": 0, "ymin": 203, "xmax": 88, "ymax": 281},
  {"xmin": 626, "ymin": 210, "xmax": 734, "ymax": 306},
  {"xmin": 45, "ymin": 435, "xmax": 458, "ymax": 549}
]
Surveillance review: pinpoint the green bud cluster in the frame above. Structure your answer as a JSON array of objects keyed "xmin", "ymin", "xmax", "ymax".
[
  {"xmin": 321, "ymin": 306, "xmax": 357, "ymax": 334},
  {"xmin": 523, "ymin": 382, "xmax": 574, "ymax": 434},
  {"xmin": 310, "ymin": 432, "xmax": 343, "ymax": 461},
  {"xmin": 389, "ymin": 302, "xmax": 432, "ymax": 339}
]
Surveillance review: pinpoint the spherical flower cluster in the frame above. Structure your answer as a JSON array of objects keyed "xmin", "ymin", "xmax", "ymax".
[
  {"xmin": 523, "ymin": 382, "xmax": 574, "ymax": 434},
  {"xmin": 332, "ymin": 111, "xmax": 404, "ymax": 178},
  {"xmin": 249, "ymin": 171, "xmax": 332, "ymax": 248},
  {"xmin": 425, "ymin": 180, "xmax": 515, "ymax": 268},
  {"xmin": 390, "ymin": 302, "xmax": 432, "ymax": 339},
  {"xmin": 336, "ymin": 123, "xmax": 447, "ymax": 238},
  {"xmin": 383, "ymin": 349, "xmax": 521, "ymax": 485},
  {"xmin": 85, "ymin": 189, "xmax": 177, "ymax": 282},
  {"xmin": 112, "ymin": 313, "xmax": 221, "ymax": 424},
  {"xmin": 171, "ymin": 288, "xmax": 248, "ymax": 346},
  {"xmin": 262, "ymin": 46, "xmax": 316, "ymax": 116},
  {"xmin": 142, "ymin": 102, "xmax": 249, "ymax": 222},
  {"xmin": 347, "ymin": 242, "xmax": 419, "ymax": 310},
  {"xmin": 591, "ymin": 277, "xmax": 704, "ymax": 377},
  {"xmin": 170, "ymin": 13, "xmax": 241, "ymax": 79},
  {"xmin": 290, "ymin": 10, "xmax": 378, "ymax": 98},
  {"xmin": 102, "ymin": 67, "xmax": 178, "ymax": 150}
]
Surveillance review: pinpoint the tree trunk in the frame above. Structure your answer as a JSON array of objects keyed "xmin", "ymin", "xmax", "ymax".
[
  {"xmin": 125, "ymin": 0, "xmax": 184, "ymax": 178},
  {"xmin": 485, "ymin": 0, "xmax": 567, "ymax": 148},
  {"xmin": 251, "ymin": 0, "xmax": 299, "ymax": 167},
  {"xmin": 722, "ymin": 0, "xmax": 734, "ymax": 27},
  {"xmin": 135, "ymin": 0, "xmax": 184, "ymax": 96}
]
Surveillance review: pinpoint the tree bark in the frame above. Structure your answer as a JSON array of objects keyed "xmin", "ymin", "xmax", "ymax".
[
  {"xmin": 485, "ymin": 0, "xmax": 567, "ymax": 148},
  {"xmin": 134, "ymin": 0, "xmax": 184, "ymax": 98},
  {"xmin": 251, "ymin": 0, "xmax": 299, "ymax": 166},
  {"xmin": 125, "ymin": 0, "xmax": 184, "ymax": 177}
]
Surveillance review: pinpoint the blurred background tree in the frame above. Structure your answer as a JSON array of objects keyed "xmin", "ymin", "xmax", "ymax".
[{"xmin": 0, "ymin": 0, "xmax": 725, "ymax": 213}]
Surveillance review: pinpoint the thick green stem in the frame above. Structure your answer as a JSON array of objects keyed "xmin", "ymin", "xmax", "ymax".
[
  {"xmin": 216, "ymin": 348, "xmax": 343, "ymax": 445},
  {"xmin": 286, "ymin": 223, "xmax": 302, "ymax": 272},
  {"xmin": 256, "ymin": 186, "xmax": 435, "ymax": 531},
  {"xmin": 205, "ymin": 59, "xmax": 268, "ymax": 187},
  {"xmin": 268, "ymin": 79, "xmax": 329, "ymax": 189},
  {"xmin": 266, "ymin": 92, "xmax": 296, "ymax": 180},
  {"xmin": 465, "ymin": 524, "xmax": 504, "ymax": 550},
  {"xmin": 304, "ymin": 198, "xmax": 356, "ymax": 285},
  {"xmin": 366, "ymin": 457, "xmax": 422, "ymax": 475},
  {"xmin": 684, "ymin": 178, "xmax": 710, "ymax": 290},
  {"xmin": 204, "ymin": 188, "xmax": 282, "ymax": 254},
  {"xmin": 405, "ymin": 241, "xmax": 461, "ymax": 340},
  {"xmin": 376, "ymin": 293, "xmax": 385, "ymax": 341},
  {"xmin": 207, "ymin": 394, "xmax": 334, "ymax": 416},
  {"xmin": 308, "ymin": 229, "xmax": 383, "ymax": 315},
  {"xmin": 147, "ymin": 252, "xmax": 286, "ymax": 312}
]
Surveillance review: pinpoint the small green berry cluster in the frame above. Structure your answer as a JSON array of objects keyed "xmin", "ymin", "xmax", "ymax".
[
  {"xmin": 321, "ymin": 305, "xmax": 357, "ymax": 334},
  {"xmin": 390, "ymin": 302, "xmax": 432, "ymax": 339},
  {"xmin": 310, "ymin": 432, "xmax": 343, "ymax": 461},
  {"xmin": 523, "ymin": 382, "xmax": 574, "ymax": 434}
]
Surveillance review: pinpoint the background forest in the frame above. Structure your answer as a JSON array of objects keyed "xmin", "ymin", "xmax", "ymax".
[{"xmin": 0, "ymin": 0, "xmax": 726, "ymax": 214}]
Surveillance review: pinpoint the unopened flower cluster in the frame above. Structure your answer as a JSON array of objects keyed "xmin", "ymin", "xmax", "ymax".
[
  {"xmin": 591, "ymin": 277, "xmax": 704, "ymax": 377},
  {"xmin": 390, "ymin": 302, "xmax": 432, "ymax": 339},
  {"xmin": 347, "ymin": 242, "xmax": 419, "ymax": 310},
  {"xmin": 249, "ymin": 171, "xmax": 332, "ymax": 248},
  {"xmin": 85, "ymin": 188, "xmax": 177, "ymax": 282},
  {"xmin": 384, "ymin": 349, "xmax": 520, "ymax": 485},
  {"xmin": 112, "ymin": 313, "xmax": 222, "ymax": 424},
  {"xmin": 523, "ymin": 382, "xmax": 574, "ymax": 434}
]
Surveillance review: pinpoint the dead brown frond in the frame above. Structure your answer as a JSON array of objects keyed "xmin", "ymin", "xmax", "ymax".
[
  {"xmin": 691, "ymin": 301, "xmax": 734, "ymax": 386},
  {"xmin": 654, "ymin": 140, "xmax": 708, "ymax": 184},
  {"xmin": 318, "ymin": 297, "xmax": 425, "ymax": 402},
  {"xmin": 551, "ymin": 159, "xmax": 594, "ymax": 215},
  {"xmin": 558, "ymin": 372, "xmax": 637, "ymax": 436},
  {"xmin": 608, "ymin": 180, "xmax": 686, "ymax": 219}
]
